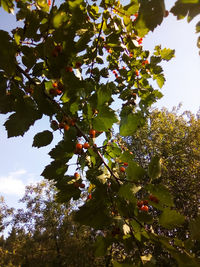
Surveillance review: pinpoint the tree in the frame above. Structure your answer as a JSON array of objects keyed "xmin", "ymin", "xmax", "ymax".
[
  {"xmin": 0, "ymin": 181, "xmax": 106, "ymax": 266},
  {"xmin": 1, "ymin": 0, "xmax": 200, "ymax": 265}
]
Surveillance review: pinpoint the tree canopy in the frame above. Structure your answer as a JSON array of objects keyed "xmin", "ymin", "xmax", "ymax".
[{"xmin": 1, "ymin": 0, "xmax": 200, "ymax": 266}]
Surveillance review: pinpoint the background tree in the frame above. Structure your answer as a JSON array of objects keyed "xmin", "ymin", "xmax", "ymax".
[{"xmin": 0, "ymin": 181, "xmax": 106, "ymax": 267}]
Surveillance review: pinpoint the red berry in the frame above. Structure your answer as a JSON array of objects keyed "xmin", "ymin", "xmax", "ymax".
[
  {"xmin": 58, "ymin": 122, "xmax": 65, "ymax": 129},
  {"xmin": 122, "ymin": 66, "xmax": 126, "ymax": 70},
  {"xmin": 64, "ymin": 124, "xmax": 70, "ymax": 131},
  {"xmin": 137, "ymin": 201, "xmax": 144, "ymax": 208},
  {"xmin": 149, "ymin": 195, "xmax": 154, "ymax": 201},
  {"xmin": 89, "ymin": 129, "xmax": 96, "ymax": 138},
  {"xmin": 55, "ymin": 89, "xmax": 62, "ymax": 95},
  {"xmin": 120, "ymin": 166, "xmax": 126, "ymax": 173},
  {"xmin": 140, "ymin": 205, "xmax": 149, "ymax": 212},
  {"xmin": 49, "ymin": 88, "xmax": 57, "ymax": 95},
  {"xmin": 123, "ymin": 162, "xmax": 128, "ymax": 166},
  {"xmin": 135, "ymin": 70, "xmax": 139, "ymax": 76},
  {"xmin": 52, "ymin": 82, "xmax": 58, "ymax": 88},
  {"xmin": 75, "ymin": 62, "xmax": 82, "ymax": 68},
  {"xmin": 80, "ymin": 183, "xmax": 85, "ymax": 188},
  {"xmin": 83, "ymin": 142, "xmax": 90, "ymax": 149},
  {"xmin": 74, "ymin": 172, "xmax": 80, "ymax": 179},
  {"xmin": 48, "ymin": 0, "xmax": 51, "ymax": 6},
  {"xmin": 65, "ymin": 66, "xmax": 73, "ymax": 72},
  {"xmin": 129, "ymin": 53, "xmax": 133, "ymax": 58},
  {"xmin": 55, "ymin": 45, "xmax": 62, "ymax": 53},
  {"xmin": 164, "ymin": 10, "xmax": 169, "ymax": 17},
  {"xmin": 76, "ymin": 143, "xmax": 83, "ymax": 150},
  {"xmin": 87, "ymin": 194, "xmax": 92, "ymax": 200},
  {"xmin": 137, "ymin": 38, "xmax": 143, "ymax": 44}
]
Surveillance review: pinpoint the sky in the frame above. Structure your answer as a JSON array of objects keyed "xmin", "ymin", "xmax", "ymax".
[{"xmin": 0, "ymin": 1, "xmax": 200, "ymax": 209}]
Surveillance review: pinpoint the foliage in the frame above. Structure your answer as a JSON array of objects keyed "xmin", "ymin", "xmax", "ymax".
[
  {"xmin": 0, "ymin": 0, "xmax": 200, "ymax": 265},
  {"xmin": 0, "ymin": 182, "xmax": 106, "ymax": 267}
]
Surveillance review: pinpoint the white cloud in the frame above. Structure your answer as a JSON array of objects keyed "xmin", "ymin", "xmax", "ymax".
[{"xmin": 0, "ymin": 170, "xmax": 40, "ymax": 197}]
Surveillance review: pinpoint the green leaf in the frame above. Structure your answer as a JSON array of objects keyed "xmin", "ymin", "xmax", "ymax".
[
  {"xmin": 135, "ymin": 0, "xmax": 165, "ymax": 37},
  {"xmin": 189, "ymin": 215, "xmax": 200, "ymax": 241},
  {"xmin": 154, "ymin": 46, "xmax": 175, "ymax": 61},
  {"xmin": 124, "ymin": 1, "xmax": 139, "ymax": 16},
  {"xmin": 0, "ymin": 30, "xmax": 16, "ymax": 75},
  {"xmin": 41, "ymin": 160, "xmax": 68, "ymax": 180},
  {"xmin": 159, "ymin": 208, "xmax": 185, "ymax": 229},
  {"xmin": 171, "ymin": 0, "xmax": 200, "ymax": 22},
  {"xmin": 119, "ymin": 184, "xmax": 140, "ymax": 203},
  {"xmin": 74, "ymin": 200, "xmax": 111, "ymax": 229},
  {"xmin": 4, "ymin": 105, "xmax": 42, "ymax": 138},
  {"xmin": 97, "ymin": 85, "xmax": 112, "ymax": 107},
  {"xmin": 53, "ymin": 11, "xmax": 68, "ymax": 28},
  {"xmin": 32, "ymin": 130, "xmax": 53, "ymax": 148},
  {"xmin": 93, "ymin": 106, "xmax": 118, "ymax": 131},
  {"xmin": 126, "ymin": 162, "xmax": 146, "ymax": 181},
  {"xmin": 95, "ymin": 236, "xmax": 109, "ymax": 257},
  {"xmin": 0, "ymin": 0, "xmax": 14, "ymax": 13},
  {"xmin": 120, "ymin": 113, "xmax": 145, "ymax": 137},
  {"xmin": 137, "ymin": 212, "xmax": 153, "ymax": 224},
  {"xmin": 154, "ymin": 74, "xmax": 165, "ymax": 88},
  {"xmin": 148, "ymin": 156, "xmax": 161, "ymax": 179}
]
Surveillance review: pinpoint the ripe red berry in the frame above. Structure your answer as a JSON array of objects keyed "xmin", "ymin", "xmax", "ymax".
[
  {"xmin": 52, "ymin": 81, "xmax": 58, "ymax": 88},
  {"xmin": 140, "ymin": 205, "xmax": 149, "ymax": 212},
  {"xmin": 76, "ymin": 143, "xmax": 83, "ymax": 150},
  {"xmin": 74, "ymin": 172, "xmax": 80, "ymax": 179},
  {"xmin": 89, "ymin": 129, "xmax": 96, "ymax": 138},
  {"xmin": 120, "ymin": 166, "xmax": 126, "ymax": 173},
  {"xmin": 87, "ymin": 194, "xmax": 92, "ymax": 200},
  {"xmin": 49, "ymin": 88, "xmax": 57, "ymax": 95},
  {"xmin": 75, "ymin": 62, "xmax": 82, "ymax": 68},
  {"xmin": 65, "ymin": 66, "xmax": 73, "ymax": 72},
  {"xmin": 164, "ymin": 10, "xmax": 169, "ymax": 17},
  {"xmin": 48, "ymin": 0, "xmax": 51, "ymax": 6},
  {"xmin": 83, "ymin": 142, "xmax": 90, "ymax": 149},
  {"xmin": 137, "ymin": 201, "xmax": 144, "ymax": 208},
  {"xmin": 58, "ymin": 122, "xmax": 65, "ymax": 129},
  {"xmin": 55, "ymin": 89, "xmax": 62, "ymax": 95},
  {"xmin": 79, "ymin": 183, "xmax": 85, "ymax": 188},
  {"xmin": 123, "ymin": 162, "xmax": 128, "ymax": 166},
  {"xmin": 64, "ymin": 124, "xmax": 70, "ymax": 131},
  {"xmin": 135, "ymin": 70, "xmax": 139, "ymax": 76},
  {"xmin": 149, "ymin": 195, "xmax": 159, "ymax": 203}
]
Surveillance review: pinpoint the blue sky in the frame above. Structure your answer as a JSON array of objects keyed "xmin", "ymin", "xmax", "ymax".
[{"xmin": 0, "ymin": 1, "xmax": 200, "ymax": 208}]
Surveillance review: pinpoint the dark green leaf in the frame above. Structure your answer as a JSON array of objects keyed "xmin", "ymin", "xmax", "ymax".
[
  {"xmin": 148, "ymin": 156, "xmax": 161, "ymax": 179},
  {"xmin": 32, "ymin": 130, "xmax": 53, "ymax": 148},
  {"xmin": 159, "ymin": 208, "xmax": 185, "ymax": 229},
  {"xmin": 126, "ymin": 162, "xmax": 146, "ymax": 181},
  {"xmin": 189, "ymin": 215, "xmax": 200, "ymax": 241}
]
